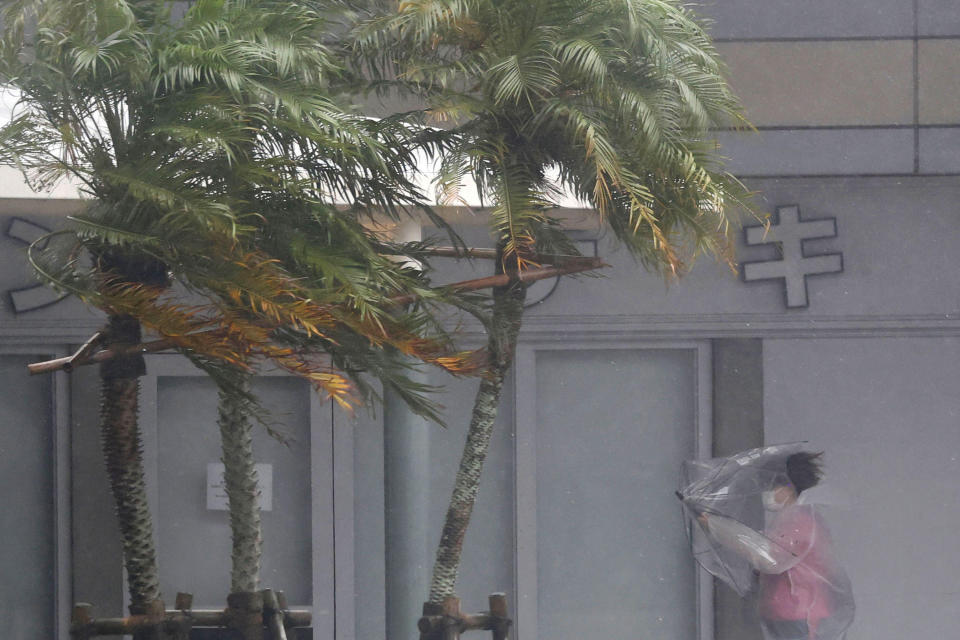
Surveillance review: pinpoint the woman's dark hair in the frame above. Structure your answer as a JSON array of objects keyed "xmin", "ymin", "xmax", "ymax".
[{"xmin": 785, "ymin": 451, "xmax": 824, "ymax": 493}]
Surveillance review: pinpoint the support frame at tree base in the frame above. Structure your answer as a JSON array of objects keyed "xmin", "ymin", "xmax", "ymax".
[
  {"xmin": 70, "ymin": 591, "xmax": 310, "ymax": 640},
  {"xmin": 418, "ymin": 594, "xmax": 512, "ymax": 640}
]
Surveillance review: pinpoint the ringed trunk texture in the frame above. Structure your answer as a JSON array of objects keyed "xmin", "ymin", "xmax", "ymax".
[
  {"xmin": 99, "ymin": 315, "xmax": 164, "ymax": 633},
  {"xmin": 218, "ymin": 372, "xmax": 265, "ymax": 640},
  {"xmin": 428, "ymin": 276, "xmax": 526, "ymax": 604},
  {"xmin": 217, "ymin": 374, "xmax": 263, "ymax": 594}
]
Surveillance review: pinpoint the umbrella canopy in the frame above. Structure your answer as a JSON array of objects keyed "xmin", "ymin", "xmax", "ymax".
[
  {"xmin": 678, "ymin": 443, "xmax": 805, "ymax": 594},
  {"xmin": 677, "ymin": 444, "xmax": 855, "ymax": 640}
]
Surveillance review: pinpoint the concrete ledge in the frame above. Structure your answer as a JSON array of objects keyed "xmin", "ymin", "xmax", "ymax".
[
  {"xmin": 919, "ymin": 39, "xmax": 960, "ymax": 124},
  {"xmin": 717, "ymin": 41, "xmax": 914, "ymax": 127},
  {"xmin": 696, "ymin": 0, "xmax": 913, "ymax": 40},
  {"xmin": 919, "ymin": 0, "xmax": 960, "ymax": 37},
  {"xmin": 919, "ymin": 128, "xmax": 960, "ymax": 173},
  {"xmin": 715, "ymin": 128, "xmax": 916, "ymax": 176}
]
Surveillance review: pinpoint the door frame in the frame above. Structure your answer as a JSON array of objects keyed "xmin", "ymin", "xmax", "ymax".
[
  {"xmin": 138, "ymin": 355, "xmax": 355, "ymax": 638},
  {"xmin": 512, "ymin": 339, "xmax": 713, "ymax": 640},
  {"xmin": 0, "ymin": 344, "xmax": 71, "ymax": 639}
]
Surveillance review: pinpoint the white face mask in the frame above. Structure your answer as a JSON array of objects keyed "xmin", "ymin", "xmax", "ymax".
[{"xmin": 762, "ymin": 490, "xmax": 785, "ymax": 511}]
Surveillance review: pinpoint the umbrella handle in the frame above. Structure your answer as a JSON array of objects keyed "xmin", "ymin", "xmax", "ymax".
[{"xmin": 675, "ymin": 490, "xmax": 684, "ymax": 500}]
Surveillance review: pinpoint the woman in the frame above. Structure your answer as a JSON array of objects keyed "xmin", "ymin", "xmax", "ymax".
[{"xmin": 699, "ymin": 452, "xmax": 855, "ymax": 640}]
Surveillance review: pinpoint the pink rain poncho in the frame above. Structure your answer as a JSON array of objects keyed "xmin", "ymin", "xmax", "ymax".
[{"xmin": 678, "ymin": 444, "xmax": 855, "ymax": 640}]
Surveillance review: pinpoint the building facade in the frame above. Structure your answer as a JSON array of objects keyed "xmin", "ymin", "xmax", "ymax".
[{"xmin": 1, "ymin": 2, "xmax": 958, "ymax": 639}]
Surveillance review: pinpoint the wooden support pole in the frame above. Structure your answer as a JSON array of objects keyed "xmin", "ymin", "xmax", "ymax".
[
  {"xmin": 126, "ymin": 598, "xmax": 167, "ymax": 640},
  {"xmin": 444, "ymin": 597, "xmax": 463, "ymax": 640},
  {"xmin": 68, "ymin": 602, "xmax": 311, "ymax": 638},
  {"xmin": 71, "ymin": 604, "xmax": 94, "ymax": 640},
  {"xmin": 419, "ymin": 601, "xmax": 440, "ymax": 638},
  {"xmin": 419, "ymin": 596, "xmax": 463, "ymax": 640},
  {"xmin": 408, "ymin": 247, "xmax": 499, "ymax": 260},
  {"xmin": 27, "ymin": 257, "xmax": 608, "ymax": 376},
  {"xmin": 276, "ymin": 591, "xmax": 297, "ymax": 637},
  {"xmin": 417, "ymin": 594, "xmax": 512, "ymax": 639},
  {"xmin": 408, "ymin": 247, "xmax": 591, "ymax": 265},
  {"xmin": 169, "ymin": 593, "xmax": 193, "ymax": 640},
  {"xmin": 389, "ymin": 257, "xmax": 607, "ymax": 306},
  {"xmin": 29, "ymin": 336, "xmax": 181, "ymax": 376},
  {"xmin": 385, "ymin": 246, "xmax": 597, "ymax": 264},
  {"xmin": 261, "ymin": 589, "xmax": 287, "ymax": 640},
  {"xmin": 488, "ymin": 593, "xmax": 511, "ymax": 640},
  {"xmin": 61, "ymin": 331, "xmax": 104, "ymax": 372}
]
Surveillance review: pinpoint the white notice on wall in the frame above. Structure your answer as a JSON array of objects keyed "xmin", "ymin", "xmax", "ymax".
[{"xmin": 206, "ymin": 462, "xmax": 273, "ymax": 511}]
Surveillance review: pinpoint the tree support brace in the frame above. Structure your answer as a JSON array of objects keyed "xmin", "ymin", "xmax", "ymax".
[
  {"xmin": 418, "ymin": 594, "xmax": 512, "ymax": 640},
  {"xmin": 28, "ymin": 257, "xmax": 607, "ymax": 375},
  {"xmin": 70, "ymin": 592, "xmax": 310, "ymax": 639}
]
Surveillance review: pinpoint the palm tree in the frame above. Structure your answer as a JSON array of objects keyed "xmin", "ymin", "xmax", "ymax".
[
  {"xmin": 355, "ymin": 0, "xmax": 751, "ymax": 609},
  {"xmin": 1, "ymin": 0, "xmax": 477, "ymax": 634}
]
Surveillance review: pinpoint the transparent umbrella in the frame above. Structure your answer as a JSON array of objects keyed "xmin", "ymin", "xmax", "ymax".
[{"xmin": 677, "ymin": 444, "xmax": 855, "ymax": 640}]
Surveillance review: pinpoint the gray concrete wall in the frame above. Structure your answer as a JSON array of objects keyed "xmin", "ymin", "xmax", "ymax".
[
  {"xmin": 711, "ymin": 340, "xmax": 764, "ymax": 640},
  {"xmin": 352, "ymin": 367, "xmax": 516, "ymax": 640},
  {"xmin": 764, "ymin": 337, "xmax": 960, "ymax": 640},
  {"xmin": 497, "ymin": 176, "xmax": 958, "ymax": 326},
  {"xmin": 155, "ymin": 375, "xmax": 314, "ymax": 607},
  {"xmin": 531, "ymin": 347, "xmax": 698, "ymax": 640},
  {"xmin": 2, "ymin": 3, "xmax": 959, "ymax": 638},
  {"xmin": 70, "ymin": 363, "xmax": 124, "ymax": 638},
  {"xmin": 695, "ymin": 0, "xmax": 916, "ymax": 39},
  {"xmin": 15, "ymin": 166, "xmax": 956, "ymax": 639},
  {"xmin": 0, "ymin": 354, "xmax": 56, "ymax": 639},
  {"xmin": 695, "ymin": 0, "xmax": 960, "ymax": 178}
]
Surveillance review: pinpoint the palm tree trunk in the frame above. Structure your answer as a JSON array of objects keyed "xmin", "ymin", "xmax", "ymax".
[
  {"xmin": 99, "ymin": 314, "xmax": 164, "ymax": 636},
  {"xmin": 218, "ymin": 372, "xmax": 265, "ymax": 640},
  {"xmin": 428, "ymin": 269, "xmax": 526, "ymax": 604},
  {"xmin": 218, "ymin": 374, "xmax": 263, "ymax": 593}
]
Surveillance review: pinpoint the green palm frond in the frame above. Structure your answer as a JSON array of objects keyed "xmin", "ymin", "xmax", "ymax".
[
  {"xmin": 354, "ymin": 0, "xmax": 751, "ymax": 274},
  {"xmin": 1, "ymin": 0, "xmax": 485, "ymax": 424}
]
